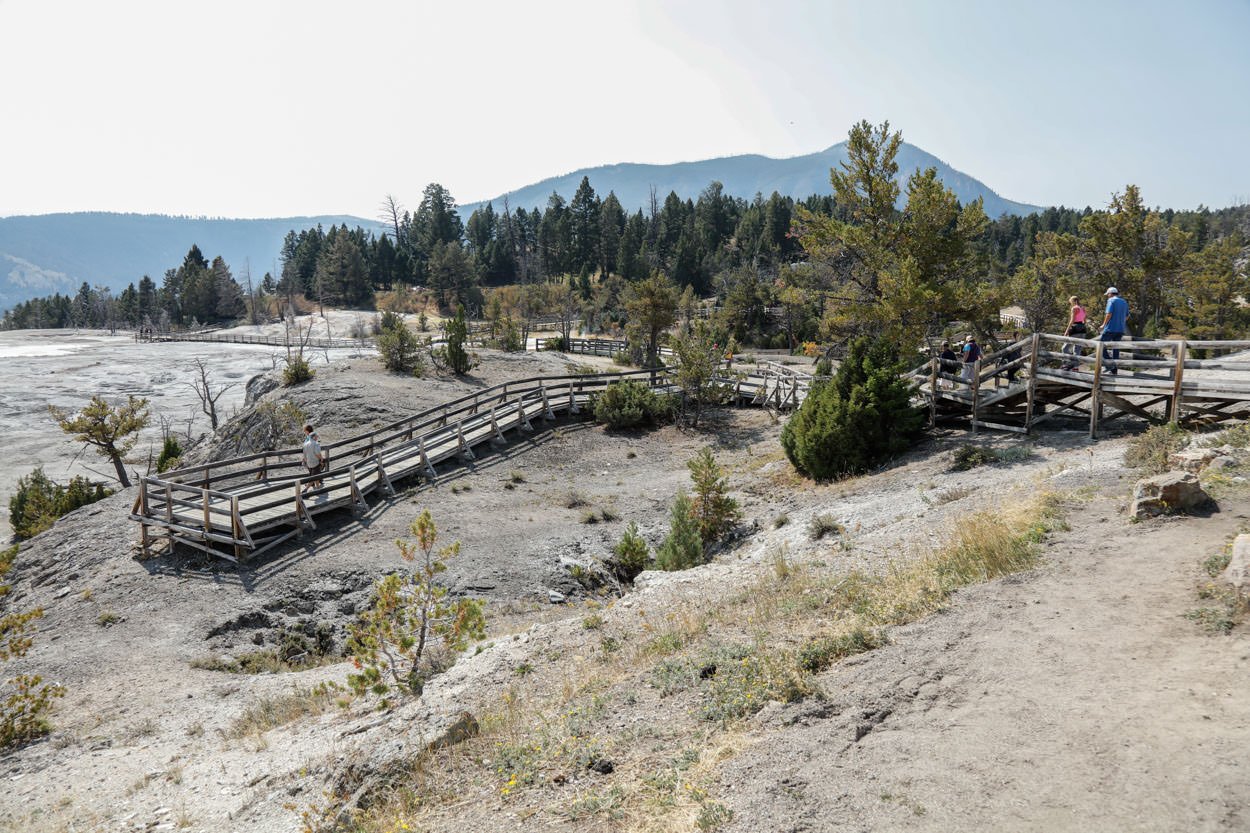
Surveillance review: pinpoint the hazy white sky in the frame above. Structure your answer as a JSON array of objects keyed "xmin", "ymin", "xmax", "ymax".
[{"xmin": 3, "ymin": 0, "xmax": 1247, "ymax": 218}]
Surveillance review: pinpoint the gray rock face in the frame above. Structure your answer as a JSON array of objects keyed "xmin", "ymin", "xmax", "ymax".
[
  {"xmin": 1130, "ymin": 471, "xmax": 1211, "ymax": 519},
  {"xmin": 1168, "ymin": 449, "xmax": 1218, "ymax": 473},
  {"xmin": 1221, "ymin": 534, "xmax": 1250, "ymax": 593}
]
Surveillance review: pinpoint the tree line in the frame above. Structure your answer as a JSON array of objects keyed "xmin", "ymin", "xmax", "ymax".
[{"xmin": 4, "ymin": 123, "xmax": 1247, "ymax": 348}]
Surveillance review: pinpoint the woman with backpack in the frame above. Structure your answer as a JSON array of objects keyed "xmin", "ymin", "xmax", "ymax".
[{"xmin": 961, "ymin": 335, "xmax": 981, "ymax": 383}]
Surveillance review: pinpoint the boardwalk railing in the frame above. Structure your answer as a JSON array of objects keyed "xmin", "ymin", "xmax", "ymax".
[
  {"xmin": 915, "ymin": 333, "xmax": 1250, "ymax": 436},
  {"xmin": 137, "ymin": 330, "xmax": 371, "ymax": 350},
  {"xmin": 131, "ymin": 358, "xmax": 798, "ymax": 562}
]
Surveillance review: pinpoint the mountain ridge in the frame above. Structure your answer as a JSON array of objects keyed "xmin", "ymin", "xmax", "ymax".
[
  {"xmin": 0, "ymin": 141, "xmax": 1042, "ymax": 313},
  {"xmin": 460, "ymin": 140, "xmax": 1043, "ymax": 219}
]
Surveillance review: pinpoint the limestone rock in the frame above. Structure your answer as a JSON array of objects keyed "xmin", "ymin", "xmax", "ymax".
[
  {"xmin": 1221, "ymin": 534, "xmax": 1250, "ymax": 593},
  {"xmin": 1129, "ymin": 471, "xmax": 1210, "ymax": 519},
  {"xmin": 1168, "ymin": 448, "xmax": 1217, "ymax": 473}
]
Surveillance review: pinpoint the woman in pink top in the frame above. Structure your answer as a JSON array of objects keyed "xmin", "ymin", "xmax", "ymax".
[{"xmin": 1062, "ymin": 296, "xmax": 1086, "ymax": 370}]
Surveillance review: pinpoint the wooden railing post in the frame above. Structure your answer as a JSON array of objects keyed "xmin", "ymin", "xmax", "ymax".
[
  {"xmin": 1024, "ymin": 332, "xmax": 1040, "ymax": 433},
  {"xmin": 929, "ymin": 357, "xmax": 938, "ymax": 428},
  {"xmin": 1089, "ymin": 340, "xmax": 1104, "ymax": 438},
  {"xmin": 1170, "ymin": 339, "xmax": 1187, "ymax": 423},
  {"xmin": 971, "ymin": 358, "xmax": 982, "ymax": 433},
  {"xmin": 231, "ymin": 496, "xmax": 245, "ymax": 561}
]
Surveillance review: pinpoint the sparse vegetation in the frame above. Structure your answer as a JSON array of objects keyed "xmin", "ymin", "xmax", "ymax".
[
  {"xmin": 156, "ymin": 435, "xmax": 183, "ymax": 473},
  {"xmin": 9, "ymin": 466, "xmax": 113, "ymax": 540},
  {"xmin": 1, "ymin": 545, "xmax": 66, "ymax": 749},
  {"xmin": 227, "ymin": 682, "xmax": 345, "ymax": 738},
  {"xmin": 346, "ymin": 510, "xmax": 485, "ymax": 704},
  {"xmin": 592, "ymin": 379, "xmax": 675, "ymax": 430},
  {"xmin": 376, "ymin": 313, "xmax": 427, "ymax": 376},
  {"xmin": 808, "ymin": 513, "xmax": 844, "ymax": 541},
  {"xmin": 951, "ymin": 445, "xmax": 1001, "ymax": 471},
  {"xmin": 282, "ymin": 355, "xmax": 314, "ymax": 386},
  {"xmin": 1125, "ymin": 422, "xmax": 1191, "ymax": 474},
  {"xmin": 611, "ymin": 522, "xmax": 650, "ymax": 582}
]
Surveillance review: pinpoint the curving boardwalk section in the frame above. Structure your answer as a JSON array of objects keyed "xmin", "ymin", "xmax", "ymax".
[{"xmin": 131, "ymin": 357, "xmax": 813, "ymax": 562}]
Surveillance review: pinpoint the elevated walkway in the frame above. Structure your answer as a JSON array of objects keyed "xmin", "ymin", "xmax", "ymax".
[
  {"xmin": 912, "ymin": 333, "xmax": 1250, "ymax": 435},
  {"xmin": 131, "ymin": 357, "xmax": 809, "ymax": 562}
]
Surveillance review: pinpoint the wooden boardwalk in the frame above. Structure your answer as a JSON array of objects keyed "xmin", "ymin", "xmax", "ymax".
[
  {"xmin": 914, "ymin": 333, "xmax": 1250, "ymax": 437},
  {"xmin": 131, "ymin": 356, "xmax": 810, "ymax": 562}
]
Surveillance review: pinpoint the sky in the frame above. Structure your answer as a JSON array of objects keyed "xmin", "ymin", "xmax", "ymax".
[{"xmin": 2, "ymin": 0, "xmax": 1247, "ymax": 219}]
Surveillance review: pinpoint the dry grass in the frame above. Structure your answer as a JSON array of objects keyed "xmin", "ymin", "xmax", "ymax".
[
  {"xmin": 226, "ymin": 682, "xmax": 346, "ymax": 739},
  {"xmin": 330, "ymin": 491, "xmax": 1066, "ymax": 833}
]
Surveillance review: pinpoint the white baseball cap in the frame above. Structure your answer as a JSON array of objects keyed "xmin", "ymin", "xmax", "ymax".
[{"xmin": 1104, "ymin": 286, "xmax": 1119, "ymax": 296}]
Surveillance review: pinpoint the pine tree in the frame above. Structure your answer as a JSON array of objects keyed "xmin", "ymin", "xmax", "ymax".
[{"xmin": 655, "ymin": 490, "xmax": 703, "ymax": 571}]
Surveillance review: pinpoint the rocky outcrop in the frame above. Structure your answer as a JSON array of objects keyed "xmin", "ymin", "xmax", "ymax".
[
  {"xmin": 1221, "ymin": 534, "xmax": 1250, "ymax": 593},
  {"xmin": 1130, "ymin": 471, "xmax": 1211, "ymax": 519}
]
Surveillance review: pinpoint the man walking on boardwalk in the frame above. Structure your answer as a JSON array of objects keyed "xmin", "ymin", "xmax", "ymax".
[
  {"xmin": 302, "ymin": 424, "xmax": 326, "ymax": 492},
  {"xmin": 1099, "ymin": 287, "xmax": 1129, "ymax": 375}
]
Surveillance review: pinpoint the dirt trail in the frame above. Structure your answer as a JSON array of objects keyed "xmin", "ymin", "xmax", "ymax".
[{"xmin": 723, "ymin": 492, "xmax": 1250, "ymax": 832}]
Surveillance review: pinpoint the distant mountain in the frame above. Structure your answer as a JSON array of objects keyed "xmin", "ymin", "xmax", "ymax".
[
  {"xmin": 461, "ymin": 141, "xmax": 1042, "ymax": 221},
  {"xmin": 0, "ymin": 212, "xmax": 382, "ymax": 312}
]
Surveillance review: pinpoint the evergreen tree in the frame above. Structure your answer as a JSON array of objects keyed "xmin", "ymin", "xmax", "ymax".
[
  {"xmin": 780, "ymin": 337, "xmax": 924, "ymax": 481},
  {"xmin": 569, "ymin": 176, "xmax": 602, "ymax": 277},
  {"xmin": 656, "ymin": 490, "xmax": 703, "ymax": 571}
]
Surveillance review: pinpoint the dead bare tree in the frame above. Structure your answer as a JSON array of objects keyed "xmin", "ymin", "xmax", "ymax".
[
  {"xmin": 186, "ymin": 358, "xmax": 239, "ymax": 430},
  {"xmin": 242, "ymin": 259, "xmax": 262, "ymax": 326}
]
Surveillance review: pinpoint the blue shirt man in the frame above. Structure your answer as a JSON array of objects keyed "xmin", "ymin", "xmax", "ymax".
[
  {"xmin": 1103, "ymin": 290, "xmax": 1129, "ymax": 334},
  {"xmin": 1100, "ymin": 287, "xmax": 1129, "ymax": 373}
]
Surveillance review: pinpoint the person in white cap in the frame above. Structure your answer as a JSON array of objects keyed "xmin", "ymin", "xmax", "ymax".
[{"xmin": 1099, "ymin": 287, "xmax": 1129, "ymax": 375}]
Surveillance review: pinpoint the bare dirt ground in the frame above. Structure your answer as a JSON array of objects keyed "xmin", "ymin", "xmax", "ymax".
[{"xmin": 1, "ymin": 346, "xmax": 1246, "ymax": 832}]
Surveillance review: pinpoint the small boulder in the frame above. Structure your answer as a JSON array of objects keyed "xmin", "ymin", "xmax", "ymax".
[
  {"xmin": 1221, "ymin": 535, "xmax": 1250, "ymax": 593},
  {"xmin": 1168, "ymin": 448, "xmax": 1217, "ymax": 473},
  {"xmin": 1207, "ymin": 455, "xmax": 1238, "ymax": 471},
  {"xmin": 1130, "ymin": 471, "xmax": 1211, "ymax": 519}
]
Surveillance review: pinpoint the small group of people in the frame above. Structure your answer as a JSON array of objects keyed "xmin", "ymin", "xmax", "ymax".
[
  {"xmin": 1062, "ymin": 287, "xmax": 1129, "ymax": 374},
  {"xmin": 936, "ymin": 286, "xmax": 1130, "ymax": 385},
  {"xmin": 938, "ymin": 335, "xmax": 983, "ymax": 384}
]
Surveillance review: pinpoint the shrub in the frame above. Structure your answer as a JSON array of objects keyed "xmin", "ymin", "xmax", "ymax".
[
  {"xmin": 9, "ymin": 467, "xmax": 113, "ymax": 540},
  {"xmin": 283, "ymin": 356, "xmax": 314, "ymax": 385},
  {"xmin": 155, "ymin": 436, "xmax": 182, "ymax": 473},
  {"xmin": 1, "ymin": 550, "xmax": 65, "ymax": 748},
  {"xmin": 592, "ymin": 380, "xmax": 674, "ymax": 430},
  {"xmin": 687, "ymin": 448, "xmax": 741, "ymax": 546},
  {"xmin": 780, "ymin": 337, "xmax": 924, "ymax": 481},
  {"xmin": 808, "ymin": 513, "xmax": 844, "ymax": 541},
  {"xmin": 797, "ymin": 627, "xmax": 885, "ymax": 673},
  {"xmin": 950, "ymin": 445, "xmax": 1000, "ymax": 471},
  {"xmin": 611, "ymin": 522, "xmax": 650, "ymax": 582},
  {"xmin": 814, "ymin": 357, "xmax": 833, "ymax": 377},
  {"xmin": 346, "ymin": 510, "xmax": 485, "ymax": 705},
  {"xmin": 1124, "ymin": 422, "xmax": 1190, "ymax": 474},
  {"xmin": 376, "ymin": 321, "xmax": 426, "ymax": 376},
  {"xmin": 444, "ymin": 305, "xmax": 474, "ymax": 375},
  {"xmin": 379, "ymin": 310, "xmax": 405, "ymax": 332},
  {"xmin": 656, "ymin": 491, "xmax": 704, "ymax": 571}
]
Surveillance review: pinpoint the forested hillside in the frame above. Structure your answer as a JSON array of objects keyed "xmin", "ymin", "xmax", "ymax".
[
  {"xmin": 5, "ymin": 122, "xmax": 1248, "ymax": 355},
  {"xmin": 0, "ymin": 212, "xmax": 381, "ymax": 312},
  {"xmin": 461, "ymin": 141, "xmax": 1043, "ymax": 219}
]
